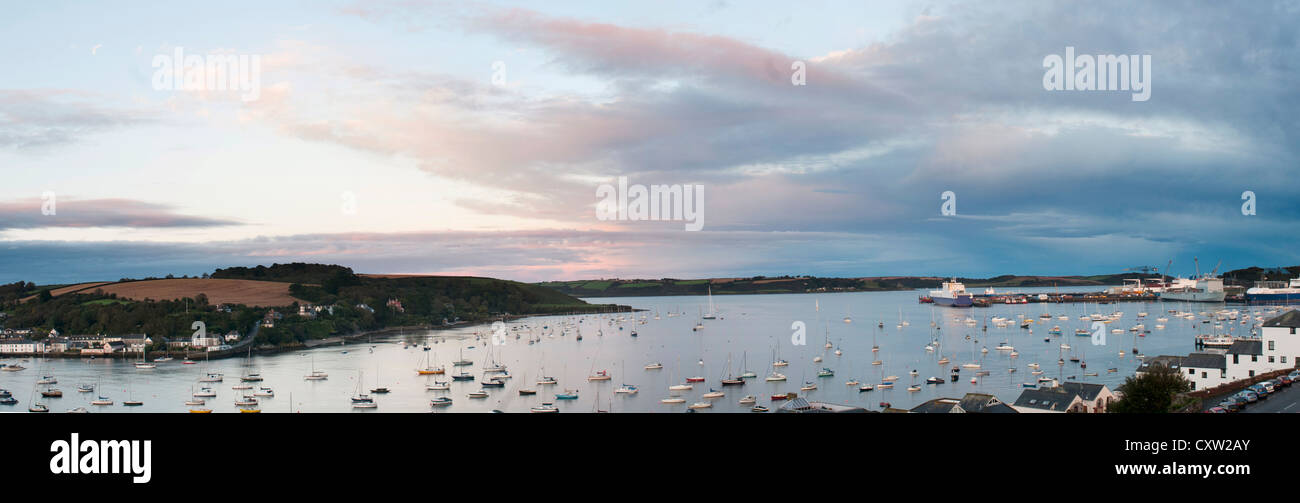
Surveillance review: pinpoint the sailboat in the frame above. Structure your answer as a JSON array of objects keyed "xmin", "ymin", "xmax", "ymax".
[
  {"xmin": 738, "ymin": 351, "xmax": 757, "ymax": 379},
  {"xmin": 239, "ymin": 346, "xmax": 263, "ymax": 382},
  {"xmin": 304, "ymin": 354, "xmax": 328, "ymax": 380},
  {"xmin": 720, "ymin": 353, "xmax": 743, "ymax": 386},
  {"xmin": 351, "ymin": 370, "xmax": 376, "ymax": 408},
  {"xmin": 702, "ymin": 287, "xmax": 717, "ymax": 320},
  {"xmin": 370, "ymin": 362, "xmax": 390, "ymax": 393},
  {"xmin": 133, "ymin": 339, "xmax": 155, "ymax": 369},
  {"xmin": 122, "ymin": 378, "xmax": 143, "ymax": 406},
  {"xmin": 416, "ymin": 349, "xmax": 444, "ymax": 375}
]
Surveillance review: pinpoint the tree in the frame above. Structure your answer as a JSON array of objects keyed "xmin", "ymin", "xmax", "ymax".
[{"xmin": 1110, "ymin": 364, "xmax": 1193, "ymax": 413}]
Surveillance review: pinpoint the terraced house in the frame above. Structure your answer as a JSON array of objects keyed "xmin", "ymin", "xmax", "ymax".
[{"xmin": 1139, "ymin": 309, "xmax": 1300, "ymax": 391}]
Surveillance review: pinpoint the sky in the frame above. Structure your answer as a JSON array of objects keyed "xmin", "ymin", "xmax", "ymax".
[{"xmin": 1, "ymin": 0, "xmax": 1298, "ymax": 284}]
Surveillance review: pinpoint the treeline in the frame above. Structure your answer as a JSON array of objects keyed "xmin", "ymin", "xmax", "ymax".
[
  {"xmin": 1, "ymin": 289, "xmax": 262, "ymax": 345},
  {"xmin": 212, "ymin": 263, "xmax": 360, "ymax": 286}
]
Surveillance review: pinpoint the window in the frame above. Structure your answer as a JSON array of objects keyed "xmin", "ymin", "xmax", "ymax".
[
  {"xmin": 1252, "ymin": 355, "xmax": 1258, "ymax": 362},
  {"xmin": 1189, "ymin": 368, "xmax": 1195, "ymax": 375},
  {"xmin": 1250, "ymin": 370, "xmax": 1256, "ymax": 377},
  {"xmin": 1269, "ymin": 356, "xmax": 1275, "ymax": 363},
  {"xmin": 1234, "ymin": 354, "xmax": 1239, "ymax": 364},
  {"xmin": 1270, "ymin": 341, "xmax": 1276, "ymax": 351},
  {"xmin": 1201, "ymin": 372, "xmax": 1207, "ymax": 378},
  {"xmin": 1221, "ymin": 369, "xmax": 1227, "ymax": 378},
  {"xmin": 1292, "ymin": 328, "xmax": 1296, "ymax": 335}
]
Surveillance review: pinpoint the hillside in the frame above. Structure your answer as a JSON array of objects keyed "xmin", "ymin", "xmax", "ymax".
[{"xmin": 538, "ymin": 273, "xmax": 1164, "ymax": 297}]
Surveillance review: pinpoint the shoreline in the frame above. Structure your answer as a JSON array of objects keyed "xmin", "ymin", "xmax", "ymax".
[{"xmin": 1, "ymin": 307, "xmax": 636, "ymax": 362}]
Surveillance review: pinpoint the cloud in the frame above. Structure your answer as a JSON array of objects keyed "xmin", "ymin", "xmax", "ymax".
[
  {"xmin": 0, "ymin": 197, "xmax": 241, "ymax": 231},
  {"xmin": 0, "ymin": 90, "xmax": 153, "ymax": 150}
]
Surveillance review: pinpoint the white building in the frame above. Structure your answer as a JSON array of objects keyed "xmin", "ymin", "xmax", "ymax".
[
  {"xmin": 1142, "ymin": 310, "xmax": 1300, "ymax": 391},
  {"xmin": 0, "ymin": 338, "xmax": 37, "ymax": 354}
]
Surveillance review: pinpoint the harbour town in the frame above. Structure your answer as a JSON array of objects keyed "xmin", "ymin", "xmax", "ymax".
[{"xmin": 2, "ymin": 265, "xmax": 1298, "ymax": 414}]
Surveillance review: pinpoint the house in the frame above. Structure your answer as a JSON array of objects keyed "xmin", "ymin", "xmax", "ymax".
[
  {"xmin": 775, "ymin": 397, "xmax": 869, "ymax": 413},
  {"xmin": 225, "ymin": 331, "xmax": 241, "ymax": 342},
  {"xmin": 1058, "ymin": 382, "xmax": 1117, "ymax": 413},
  {"xmin": 356, "ymin": 304, "xmax": 374, "ymax": 314},
  {"xmin": 45, "ymin": 336, "xmax": 70, "ymax": 352},
  {"xmin": 1013, "ymin": 386, "xmax": 1084, "ymax": 413},
  {"xmin": 105, "ymin": 340, "xmax": 126, "ymax": 353},
  {"xmin": 386, "ymin": 299, "xmax": 405, "ymax": 313},
  {"xmin": 910, "ymin": 393, "xmax": 1018, "ymax": 413},
  {"xmin": 298, "ymin": 304, "xmax": 317, "ymax": 318}
]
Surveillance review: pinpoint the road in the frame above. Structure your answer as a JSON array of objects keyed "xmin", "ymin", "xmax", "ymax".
[{"xmin": 1242, "ymin": 381, "xmax": 1300, "ymax": 413}]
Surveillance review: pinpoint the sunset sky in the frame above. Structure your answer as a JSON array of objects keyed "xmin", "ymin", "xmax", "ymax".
[{"xmin": 2, "ymin": 1, "xmax": 1297, "ymax": 284}]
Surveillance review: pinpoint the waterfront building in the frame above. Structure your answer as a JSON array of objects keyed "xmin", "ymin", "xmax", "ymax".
[
  {"xmin": 775, "ymin": 397, "xmax": 870, "ymax": 413},
  {"xmin": 911, "ymin": 393, "xmax": 1018, "ymax": 413},
  {"xmin": 1138, "ymin": 310, "xmax": 1300, "ymax": 391}
]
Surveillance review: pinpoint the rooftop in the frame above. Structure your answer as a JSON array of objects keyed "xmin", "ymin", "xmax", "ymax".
[
  {"xmin": 1227, "ymin": 340, "xmax": 1263, "ymax": 356},
  {"xmin": 1263, "ymin": 310, "xmax": 1300, "ymax": 329},
  {"xmin": 1013, "ymin": 387, "xmax": 1079, "ymax": 411}
]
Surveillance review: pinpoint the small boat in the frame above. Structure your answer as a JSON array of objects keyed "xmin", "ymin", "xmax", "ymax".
[
  {"xmin": 234, "ymin": 397, "xmax": 258, "ymax": 406},
  {"xmin": 587, "ymin": 370, "xmax": 612, "ymax": 381},
  {"xmin": 468, "ymin": 390, "xmax": 489, "ymax": 399},
  {"xmin": 702, "ymin": 389, "xmax": 724, "ymax": 399},
  {"xmin": 67, "ymin": 407, "xmax": 89, "ymax": 413},
  {"xmin": 36, "ymin": 375, "xmax": 57, "ymax": 385},
  {"xmin": 800, "ymin": 382, "xmax": 817, "ymax": 391},
  {"xmin": 253, "ymin": 387, "xmax": 274, "ymax": 397},
  {"xmin": 479, "ymin": 379, "xmax": 504, "ymax": 388},
  {"xmin": 189, "ymin": 408, "xmax": 212, "ymax": 413},
  {"xmin": 907, "ymin": 385, "xmax": 921, "ymax": 392},
  {"xmin": 643, "ymin": 362, "xmax": 664, "ymax": 370},
  {"xmin": 925, "ymin": 377, "xmax": 944, "ymax": 385},
  {"xmin": 185, "ymin": 399, "xmax": 205, "ymax": 406},
  {"xmin": 738, "ymin": 395, "xmax": 757, "ymax": 404},
  {"xmin": 555, "ymin": 389, "xmax": 579, "ymax": 400},
  {"xmin": 529, "ymin": 402, "xmax": 560, "ymax": 413},
  {"xmin": 122, "ymin": 400, "xmax": 143, "ymax": 407},
  {"xmin": 685, "ymin": 376, "xmax": 706, "ymax": 383},
  {"xmin": 239, "ymin": 408, "xmax": 262, "ymax": 413},
  {"xmin": 688, "ymin": 401, "xmax": 712, "ymax": 409},
  {"xmin": 29, "ymin": 403, "xmax": 50, "ymax": 413},
  {"xmin": 816, "ymin": 368, "xmax": 834, "ymax": 378},
  {"xmin": 661, "ymin": 397, "xmax": 686, "ymax": 404},
  {"xmin": 430, "ymin": 397, "xmax": 453, "ymax": 407},
  {"xmin": 751, "ymin": 405, "xmax": 770, "ymax": 413},
  {"xmin": 193, "ymin": 388, "xmax": 216, "ymax": 397},
  {"xmin": 182, "ymin": 359, "xmax": 197, "ymax": 365},
  {"xmin": 536, "ymin": 376, "xmax": 557, "ymax": 385},
  {"xmin": 91, "ymin": 396, "xmax": 113, "ymax": 406},
  {"xmin": 232, "ymin": 384, "xmax": 253, "ymax": 390},
  {"xmin": 615, "ymin": 384, "xmax": 638, "ymax": 394},
  {"xmin": 76, "ymin": 384, "xmax": 95, "ymax": 393},
  {"xmin": 858, "ymin": 385, "xmax": 874, "ymax": 392}
]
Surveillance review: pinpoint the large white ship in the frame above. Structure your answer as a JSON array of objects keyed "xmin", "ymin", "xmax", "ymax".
[
  {"xmin": 930, "ymin": 278, "xmax": 973, "ymax": 307},
  {"xmin": 1159, "ymin": 275, "xmax": 1225, "ymax": 302},
  {"xmin": 1246, "ymin": 278, "xmax": 1300, "ymax": 304}
]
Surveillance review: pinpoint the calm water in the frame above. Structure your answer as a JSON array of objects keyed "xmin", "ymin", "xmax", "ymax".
[{"xmin": 0, "ymin": 287, "xmax": 1273, "ymax": 413}]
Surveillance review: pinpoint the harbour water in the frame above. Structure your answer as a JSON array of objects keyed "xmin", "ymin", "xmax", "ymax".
[{"xmin": 0, "ymin": 286, "xmax": 1280, "ymax": 413}]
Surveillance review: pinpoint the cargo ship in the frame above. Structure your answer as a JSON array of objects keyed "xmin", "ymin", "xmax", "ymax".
[
  {"xmin": 1159, "ymin": 274, "xmax": 1225, "ymax": 302},
  {"xmin": 1245, "ymin": 278, "xmax": 1300, "ymax": 304},
  {"xmin": 930, "ymin": 279, "xmax": 973, "ymax": 307}
]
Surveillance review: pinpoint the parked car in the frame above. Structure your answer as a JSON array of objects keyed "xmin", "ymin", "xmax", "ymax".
[
  {"xmin": 1260, "ymin": 381, "xmax": 1277, "ymax": 393},
  {"xmin": 1225, "ymin": 394, "xmax": 1249, "ymax": 409},
  {"xmin": 1276, "ymin": 375, "xmax": 1292, "ymax": 387},
  {"xmin": 1205, "ymin": 406, "xmax": 1228, "ymax": 413},
  {"xmin": 1288, "ymin": 370, "xmax": 1300, "ymax": 382},
  {"xmin": 1249, "ymin": 384, "xmax": 1271, "ymax": 398},
  {"xmin": 1237, "ymin": 390, "xmax": 1259, "ymax": 403},
  {"xmin": 1218, "ymin": 400, "xmax": 1242, "ymax": 412}
]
